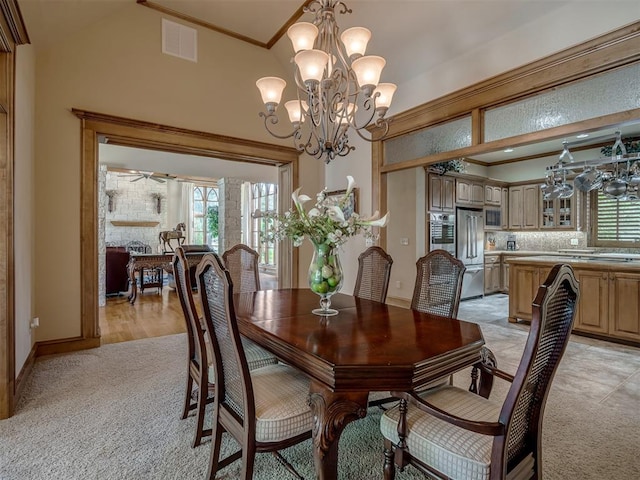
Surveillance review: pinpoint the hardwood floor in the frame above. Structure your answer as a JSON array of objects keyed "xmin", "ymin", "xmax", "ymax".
[
  {"xmin": 99, "ymin": 287, "xmax": 186, "ymax": 345},
  {"xmin": 99, "ymin": 272, "xmax": 277, "ymax": 345}
]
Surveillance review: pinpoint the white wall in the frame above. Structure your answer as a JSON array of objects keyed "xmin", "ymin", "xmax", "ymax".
[{"xmin": 14, "ymin": 44, "xmax": 36, "ymax": 373}]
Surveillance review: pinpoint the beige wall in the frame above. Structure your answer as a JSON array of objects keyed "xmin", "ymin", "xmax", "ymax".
[
  {"xmin": 32, "ymin": 4, "xmax": 294, "ymax": 341},
  {"xmin": 14, "ymin": 44, "xmax": 36, "ymax": 371}
]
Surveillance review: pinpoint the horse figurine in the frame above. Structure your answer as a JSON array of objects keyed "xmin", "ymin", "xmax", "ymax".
[{"xmin": 159, "ymin": 222, "xmax": 186, "ymax": 253}]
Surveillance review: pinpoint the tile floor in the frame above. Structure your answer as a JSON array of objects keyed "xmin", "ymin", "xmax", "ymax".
[{"xmin": 457, "ymin": 293, "xmax": 640, "ymax": 409}]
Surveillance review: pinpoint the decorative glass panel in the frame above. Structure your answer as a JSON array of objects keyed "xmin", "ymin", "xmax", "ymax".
[
  {"xmin": 384, "ymin": 116, "xmax": 472, "ymax": 165},
  {"xmin": 485, "ymin": 63, "xmax": 640, "ymax": 141}
]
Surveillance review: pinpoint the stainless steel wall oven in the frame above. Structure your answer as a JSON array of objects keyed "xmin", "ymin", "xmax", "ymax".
[{"xmin": 429, "ymin": 212, "xmax": 455, "ymax": 255}]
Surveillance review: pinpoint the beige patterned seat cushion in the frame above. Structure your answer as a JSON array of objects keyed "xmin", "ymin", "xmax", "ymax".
[
  {"xmin": 205, "ymin": 337, "xmax": 277, "ymax": 379},
  {"xmin": 380, "ymin": 385, "xmax": 502, "ymax": 480},
  {"xmin": 250, "ymin": 364, "xmax": 313, "ymax": 443}
]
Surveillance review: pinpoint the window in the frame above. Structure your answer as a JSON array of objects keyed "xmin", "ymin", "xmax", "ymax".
[
  {"xmin": 593, "ymin": 191, "xmax": 640, "ymax": 246},
  {"xmin": 193, "ymin": 185, "xmax": 219, "ymax": 250},
  {"xmin": 251, "ymin": 183, "xmax": 277, "ymax": 266}
]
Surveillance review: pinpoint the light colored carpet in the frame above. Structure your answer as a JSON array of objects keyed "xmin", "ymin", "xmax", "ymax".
[{"xmin": 1, "ymin": 326, "xmax": 639, "ymax": 479}]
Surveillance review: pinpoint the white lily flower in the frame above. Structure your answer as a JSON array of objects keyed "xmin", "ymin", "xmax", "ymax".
[
  {"xmin": 327, "ymin": 206, "xmax": 346, "ymax": 223},
  {"xmin": 345, "ymin": 175, "xmax": 356, "ymax": 197},
  {"xmin": 308, "ymin": 208, "xmax": 321, "ymax": 218},
  {"xmin": 360, "ymin": 211, "xmax": 389, "ymax": 227}
]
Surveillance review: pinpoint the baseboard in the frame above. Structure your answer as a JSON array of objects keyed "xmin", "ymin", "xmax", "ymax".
[
  {"xmin": 35, "ymin": 336, "xmax": 100, "ymax": 357},
  {"xmin": 386, "ymin": 296, "xmax": 411, "ymax": 309},
  {"xmin": 14, "ymin": 343, "xmax": 37, "ymax": 406}
]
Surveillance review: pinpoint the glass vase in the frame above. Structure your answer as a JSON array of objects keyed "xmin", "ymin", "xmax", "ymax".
[{"xmin": 308, "ymin": 242, "xmax": 343, "ymax": 316}]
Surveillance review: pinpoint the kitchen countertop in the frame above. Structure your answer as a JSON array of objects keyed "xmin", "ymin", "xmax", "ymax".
[{"xmin": 504, "ymin": 255, "xmax": 640, "ymax": 271}]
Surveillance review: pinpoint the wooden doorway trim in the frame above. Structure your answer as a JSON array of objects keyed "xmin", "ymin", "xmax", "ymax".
[{"xmin": 71, "ymin": 109, "xmax": 299, "ymax": 346}]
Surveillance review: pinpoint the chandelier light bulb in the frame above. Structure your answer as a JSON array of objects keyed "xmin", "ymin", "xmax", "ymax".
[
  {"xmin": 287, "ymin": 22, "xmax": 319, "ymax": 52},
  {"xmin": 256, "ymin": 77, "xmax": 286, "ymax": 111},
  {"xmin": 351, "ymin": 55, "xmax": 385, "ymax": 92},
  {"xmin": 295, "ymin": 49, "xmax": 329, "ymax": 84},
  {"xmin": 340, "ymin": 27, "xmax": 371, "ymax": 58},
  {"xmin": 373, "ymin": 83, "xmax": 397, "ymax": 110},
  {"xmin": 285, "ymin": 100, "xmax": 308, "ymax": 125}
]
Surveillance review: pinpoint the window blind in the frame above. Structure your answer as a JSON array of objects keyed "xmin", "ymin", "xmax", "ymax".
[{"xmin": 596, "ymin": 192, "xmax": 640, "ymax": 244}]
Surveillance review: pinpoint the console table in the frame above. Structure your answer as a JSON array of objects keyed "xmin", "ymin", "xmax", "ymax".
[{"xmin": 127, "ymin": 252, "xmax": 210, "ymax": 305}]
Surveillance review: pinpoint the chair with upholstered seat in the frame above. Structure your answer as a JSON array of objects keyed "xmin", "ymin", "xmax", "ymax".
[
  {"xmin": 353, "ymin": 246, "xmax": 393, "ymax": 303},
  {"xmin": 172, "ymin": 247, "xmax": 278, "ymax": 449},
  {"xmin": 411, "ymin": 249, "xmax": 466, "ymax": 318},
  {"xmin": 196, "ymin": 253, "xmax": 313, "ymax": 479},
  {"xmin": 222, "ymin": 244, "xmax": 261, "ymax": 293},
  {"xmin": 380, "ymin": 263, "xmax": 580, "ymax": 480}
]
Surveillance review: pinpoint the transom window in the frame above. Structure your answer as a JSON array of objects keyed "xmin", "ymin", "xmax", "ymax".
[
  {"xmin": 193, "ymin": 185, "xmax": 219, "ymax": 250},
  {"xmin": 251, "ymin": 183, "xmax": 277, "ymax": 266},
  {"xmin": 593, "ymin": 191, "xmax": 640, "ymax": 247}
]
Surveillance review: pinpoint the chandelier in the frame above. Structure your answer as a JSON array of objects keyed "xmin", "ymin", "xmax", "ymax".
[
  {"xmin": 256, "ymin": 0, "xmax": 397, "ymax": 164},
  {"xmin": 544, "ymin": 131, "xmax": 640, "ymax": 201}
]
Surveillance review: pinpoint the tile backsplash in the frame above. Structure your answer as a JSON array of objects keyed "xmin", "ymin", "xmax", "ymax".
[{"xmin": 486, "ymin": 231, "xmax": 640, "ymax": 253}]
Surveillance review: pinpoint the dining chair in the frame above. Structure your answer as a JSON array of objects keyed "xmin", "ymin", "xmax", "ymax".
[
  {"xmin": 380, "ymin": 263, "xmax": 580, "ymax": 480},
  {"xmin": 411, "ymin": 249, "xmax": 466, "ymax": 318},
  {"xmin": 353, "ymin": 246, "xmax": 394, "ymax": 303},
  {"xmin": 172, "ymin": 248, "xmax": 277, "ymax": 449},
  {"xmin": 222, "ymin": 243, "xmax": 261, "ymax": 293},
  {"xmin": 196, "ymin": 253, "xmax": 313, "ymax": 480}
]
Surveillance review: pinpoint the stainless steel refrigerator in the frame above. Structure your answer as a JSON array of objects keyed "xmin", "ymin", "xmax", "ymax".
[{"xmin": 456, "ymin": 207, "xmax": 484, "ymax": 300}]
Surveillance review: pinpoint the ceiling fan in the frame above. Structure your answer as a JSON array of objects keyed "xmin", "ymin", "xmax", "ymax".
[{"xmin": 118, "ymin": 170, "xmax": 174, "ymax": 183}]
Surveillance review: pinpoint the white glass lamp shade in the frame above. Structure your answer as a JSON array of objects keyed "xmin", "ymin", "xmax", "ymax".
[
  {"xmin": 256, "ymin": 77, "xmax": 286, "ymax": 111},
  {"xmin": 287, "ymin": 22, "xmax": 319, "ymax": 52},
  {"xmin": 295, "ymin": 50, "xmax": 329, "ymax": 84},
  {"xmin": 373, "ymin": 83, "xmax": 397, "ymax": 110},
  {"xmin": 351, "ymin": 55, "xmax": 385, "ymax": 92},
  {"xmin": 340, "ymin": 27, "xmax": 371, "ymax": 58},
  {"xmin": 284, "ymin": 100, "xmax": 308, "ymax": 124}
]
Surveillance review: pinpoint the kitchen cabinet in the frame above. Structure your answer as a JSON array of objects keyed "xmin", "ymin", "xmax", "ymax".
[
  {"xmin": 428, "ymin": 173, "xmax": 455, "ymax": 212},
  {"xmin": 484, "ymin": 184, "xmax": 502, "ymax": 206},
  {"xmin": 508, "ymin": 184, "xmax": 539, "ymax": 230},
  {"xmin": 484, "ymin": 254, "xmax": 501, "ymax": 294},
  {"xmin": 456, "ymin": 178, "xmax": 484, "ymax": 205},
  {"xmin": 540, "ymin": 182, "xmax": 576, "ymax": 229},
  {"xmin": 573, "ymin": 269, "xmax": 609, "ymax": 335},
  {"xmin": 608, "ymin": 272, "xmax": 640, "ymax": 342},
  {"xmin": 501, "ymin": 259, "xmax": 510, "ymax": 292},
  {"xmin": 508, "ymin": 257, "xmax": 640, "ymax": 346},
  {"xmin": 501, "ymin": 188, "xmax": 509, "ymax": 230}
]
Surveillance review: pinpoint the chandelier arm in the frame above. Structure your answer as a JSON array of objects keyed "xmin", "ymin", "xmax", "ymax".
[{"xmin": 259, "ymin": 112, "xmax": 300, "ymax": 140}]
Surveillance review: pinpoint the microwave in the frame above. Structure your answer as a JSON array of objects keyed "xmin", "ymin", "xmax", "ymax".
[{"xmin": 484, "ymin": 207, "xmax": 502, "ymax": 229}]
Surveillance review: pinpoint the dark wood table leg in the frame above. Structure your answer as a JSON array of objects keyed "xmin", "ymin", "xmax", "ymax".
[{"xmin": 307, "ymin": 381, "xmax": 368, "ymax": 480}]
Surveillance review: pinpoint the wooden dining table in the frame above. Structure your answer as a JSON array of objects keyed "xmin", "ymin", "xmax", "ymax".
[{"xmin": 233, "ymin": 289, "xmax": 486, "ymax": 480}]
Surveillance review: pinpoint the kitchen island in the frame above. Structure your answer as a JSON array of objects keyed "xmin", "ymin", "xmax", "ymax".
[{"xmin": 507, "ymin": 255, "xmax": 640, "ymax": 346}]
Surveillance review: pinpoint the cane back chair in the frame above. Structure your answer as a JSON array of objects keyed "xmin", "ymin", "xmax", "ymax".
[
  {"xmin": 353, "ymin": 246, "xmax": 394, "ymax": 303},
  {"xmin": 411, "ymin": 249, "xmax": 466, "ymax": 318},
  {"xmin": 172, "ymin": 248, "xmax": 277, "ymax": 448},
  {"xmin": 381, "ymin": 264, "xmax": 580, "ymax": 480},
  {"xmin": 196, "ymin": 253, "xmax": 313, "ymax": 479},
  {"xmin": 222, "ymin": 244, "xmax": 261, "ymax": 293}
]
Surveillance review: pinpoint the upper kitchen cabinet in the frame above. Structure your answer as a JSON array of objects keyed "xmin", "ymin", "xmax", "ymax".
[
  {"xmin": 540, "ymin": 182, "xmax": 580, "ymax": 229},
  {"xmin": 456, "ymin": 178, "xmax": 484, "ymax": 206},
  {"xmin": 509, "ymin": 184, "xmax": 539, "ymax": 230},
  {"xmin": 484, "ymin": 184, "xmax": 502, "ymax": 206},
  {"xmin": 427, "ymin": 173, "xmax": 455, "ymax": 212}
]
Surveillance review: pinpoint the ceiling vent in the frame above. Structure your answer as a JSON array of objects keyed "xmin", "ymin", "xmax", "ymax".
[{"xmin": 162, "ymin": 18, "xmax": 197, "ymax": 62}]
